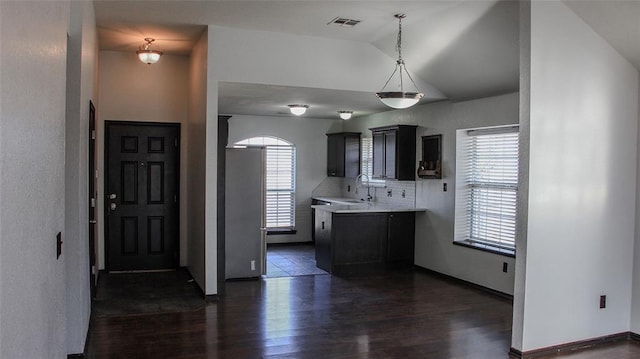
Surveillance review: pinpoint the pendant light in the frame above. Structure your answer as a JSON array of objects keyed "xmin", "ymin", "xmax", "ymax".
[
  {"xmin": 376, "ymin": 14, "xmax": 424, "ymax": 109},
  {"xmin": 136, "ymin": 38, "xmax": 163, "ymax": 65}
]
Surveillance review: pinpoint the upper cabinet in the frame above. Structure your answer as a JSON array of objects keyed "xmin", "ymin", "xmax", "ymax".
[
  {"xmin": 326, "ymin": 132, "xmax": 361, "ymax": 178},
  {"xmin": 370, "ymin": 125, "xmax": 417, "ymax": 181}
]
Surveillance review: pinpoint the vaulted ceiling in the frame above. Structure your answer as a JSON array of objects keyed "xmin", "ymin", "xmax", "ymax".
[{"xmin": 94, "ymin": 0, "xmax": 640, "ymax": 119}]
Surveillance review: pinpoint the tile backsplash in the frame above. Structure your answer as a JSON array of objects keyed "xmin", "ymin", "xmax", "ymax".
[{"xmin": 340, "ymin": 178, "xmax": 416, "ymax": 207}]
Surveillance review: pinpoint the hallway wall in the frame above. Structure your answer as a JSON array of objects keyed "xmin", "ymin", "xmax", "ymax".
[
  {"xmin": 0, "ymin": 1, "xmax": 70, "ymax": 357},
  {"xmin": 97, "ymin": 51, "xmax": 190, "ymax": 269}
]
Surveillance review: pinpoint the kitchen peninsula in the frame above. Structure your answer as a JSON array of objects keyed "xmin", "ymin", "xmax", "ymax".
[{"xmin": 312, "ymin": 199, "xmax": 426, "ymax": 275}]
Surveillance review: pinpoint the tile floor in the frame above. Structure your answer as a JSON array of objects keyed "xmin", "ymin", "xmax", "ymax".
[{"xmin": 265, "ymin": 243, "xmax": 328, "ymax": 278}]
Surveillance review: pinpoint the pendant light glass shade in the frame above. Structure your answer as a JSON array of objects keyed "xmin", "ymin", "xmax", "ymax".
[
  {"xmin": 376, "ymin": 92, "xmax": 423, "ymax": 109},
  {"xmin": 338, "ymin": 111, "xmax": 353, "ymax": 120},
  {"xmin": 136, "ymin": 38, "xmax": 163, "ymax": 65},
  {"xmin": 288, "ymin": 104, "xmax": 309, "ymax": 116},
  {"xmin": 376, "ymin": 14, "xmax": 424, "ymax": 109}
]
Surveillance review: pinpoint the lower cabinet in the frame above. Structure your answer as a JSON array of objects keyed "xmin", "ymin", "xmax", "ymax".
[{"xmin": 315, "ymin": 210, "xmax": 416, "ymax": 274}]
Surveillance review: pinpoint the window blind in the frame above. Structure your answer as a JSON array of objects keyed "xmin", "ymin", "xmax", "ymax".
[
  {"xmin": 360, "ymin": 137, "xmax": 385, "ymax": 186},
  {"xmin": 234, "ymin": 137, "xmax": 296, "ymax": 230},
  {"xmin": 265, "ymin": 145, "xmax": 296, "ymax": 229},
  {"xmin": 457, "ymin": 128, "xmax": 519, "ymax": 252}
]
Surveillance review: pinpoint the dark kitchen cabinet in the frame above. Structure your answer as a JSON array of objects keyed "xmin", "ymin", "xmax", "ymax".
[
  {"xmin": 327, "ymin": 132, "xmax": 360, "ymax": 177},
  {"xmin": 370, "ymin": 125, "xmax": 417, "ymax": 180},
  {"xmin": 314, "ymin": 209, "xmax": 416, "ymax": 274},
  {"xmin": 387, "ymin": 212, "xmax": 416, "ymax": 265}
]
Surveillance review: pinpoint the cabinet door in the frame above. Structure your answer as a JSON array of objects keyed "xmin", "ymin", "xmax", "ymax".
[
  {"xmin": 372, "ymin": 132, "xmax": 385, "ymax": 178},
  {"xmin": 344, "ymin": 136, "xmax": 360, "ymax": 178},
  {"xmin": 384, "ymin": 131, "xmax": 397, "ymax": 179},
  {"xmin": 333, "ymin": 213, "xmax": 387, "ymax": 265},
  {"xmin": 314, "ymin": 210, "xmax": 332, "ymax": 271},
  {"xmin": 387, "ymin": 212, "xmax": 416, "ymax": 265},
  {"xmin": 327, "ymin": 135, "xmax": 344, "ymax": 177}
]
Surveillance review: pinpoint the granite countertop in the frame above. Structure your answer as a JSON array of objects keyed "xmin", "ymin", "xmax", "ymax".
[{"xmin": 312, "ymin": 196, "xmax": 426, "ymax": 213}]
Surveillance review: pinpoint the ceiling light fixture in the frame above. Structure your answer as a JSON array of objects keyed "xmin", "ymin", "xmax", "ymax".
[
  {"xmin": 136, "ymin": 38, "xmax": 163, "ymax": 65},
  {"xmin": 338, "ymin": 111, "xmax": 353, "ymax": 120},
  {"xmin": 288, "ymin": 104, "xmax": 309, "ymax": 116},
  {"xmin": 376, "ymin": 14, "xmax": 424, "ymax": 109}
]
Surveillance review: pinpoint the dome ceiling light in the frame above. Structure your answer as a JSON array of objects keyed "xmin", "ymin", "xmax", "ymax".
[{"xmin": 136, "ymin": 38, "xmax": 163, "ymax": 65}]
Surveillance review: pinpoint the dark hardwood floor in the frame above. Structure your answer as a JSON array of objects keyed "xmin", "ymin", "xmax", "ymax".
[{"xmin": 86, "ymin": 269, "xmax": 640, "ymax": 358}]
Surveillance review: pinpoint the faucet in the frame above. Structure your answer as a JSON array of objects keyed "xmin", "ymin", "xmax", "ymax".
[{"xmin": 356, "ymin": 174, "xmax": 373, "ymax": 202}]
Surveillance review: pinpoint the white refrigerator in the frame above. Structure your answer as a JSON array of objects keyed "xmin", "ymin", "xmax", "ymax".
[{"xmin": 225, "ymin": 147, "xmax": 267, "ymax": 279}]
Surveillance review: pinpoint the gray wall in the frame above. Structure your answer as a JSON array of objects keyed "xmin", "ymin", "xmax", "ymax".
[
  {"xmin": 65, "ymin": 0, "xmax": 97, "ymax": 354},
  {"xmin": 513, "ymin": 1, "xmax": 638, "ymax": 351},
  {"xmin": 343, "ymin": 93, "xmax": 519, "ymax": 295},
  {"xmin": 227, "ymin": 114, "xmax": 340, "ymax": 244},
  {"xmin": 187, "ymin": 31, "xmax": 209, "ymax": 291},
  {"xmin": 1, "ymin": 1, "xmax": 70, "ymax": 357},
  {"xmin": 96, "ymin": 51, "xmax": 190, "ymax": 269}
]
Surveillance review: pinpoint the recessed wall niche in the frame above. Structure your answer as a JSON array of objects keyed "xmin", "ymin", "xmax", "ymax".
[{"xmin": 418, "ymin": 134, "xmax": 442, "ymax": 179}]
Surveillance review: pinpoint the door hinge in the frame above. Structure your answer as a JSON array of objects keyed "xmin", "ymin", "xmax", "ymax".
[
  {"xmin": 95, "ymin": 170, "xmax": 98, "ymax": 179},
  {"xmin": 90, "ymin": 197, "xmax": 96, "ymax": 208},
  {"xmin": 91, "ymin": 265, "xmax": 96, "ymax": 275},
  {"xmin": 91, "ymin": 130, "xmax": 96, "ymax": 140},
  {"xmin": 174, "ymin": 138, "xmax": 178, "ymax": 148}
]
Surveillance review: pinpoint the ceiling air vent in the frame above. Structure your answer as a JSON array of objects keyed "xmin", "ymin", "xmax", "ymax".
[{"xmin": 328, "ymin": 17, "xmax": 361, "ymax": 27}]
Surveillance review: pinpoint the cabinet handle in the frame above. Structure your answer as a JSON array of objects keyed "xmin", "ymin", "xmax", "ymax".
[{"xmin": 321, "ymin": 221, "xmax": 325, "ymax": 229}]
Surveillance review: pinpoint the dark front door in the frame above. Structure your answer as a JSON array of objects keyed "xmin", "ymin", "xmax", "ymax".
[{"xmin": 105, "ymin": 121, "xmax": 180, "ymax": 271}]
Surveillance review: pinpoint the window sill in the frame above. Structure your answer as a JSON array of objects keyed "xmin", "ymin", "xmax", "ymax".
[
  {"xmin": 266, "ymin": 229, "xmax": 297, "ymax": 236},
  {"xmin": 453, "ymin": 240, "xmax": 515, "ymax": 258}
]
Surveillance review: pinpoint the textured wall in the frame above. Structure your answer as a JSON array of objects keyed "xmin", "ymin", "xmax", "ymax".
[
  {"xmin": 97, "ymin": 51, "xmax": 190, "ymax": 269},
  {"xmin": 227, "ymin": 115, "xmax": 339, "ymax": 244},
  {"xmin": 0, "ymin": 1, "xmax": 69, "ymax": 357},
  {"xmin": 186, "ymin": 30, "xmax": 208, "ymax": 292},
  {"xmin": 343, "ymin": 93, "xmax": 519, "ymax": 295},
  {"xmin": 65, "ymin": 0, "xmax": 97, "ymax": 354},
  {"xmin": 517, "ymin": 1, "xmax": 638, "ymax": 351}
]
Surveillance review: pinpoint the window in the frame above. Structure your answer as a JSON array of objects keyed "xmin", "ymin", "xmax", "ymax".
[
  {"xmin": 454, "ymin": 125, "xmax": 519, "ymax": 256},
  {"xmin": 234, "ymin": 137, "xmax": 296, "ymax": 231},
  {"xmin": 360, "ymin": 137, "xmax": 385, "ymax": 187}
]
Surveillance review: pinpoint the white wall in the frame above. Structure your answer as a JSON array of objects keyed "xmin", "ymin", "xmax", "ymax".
[
  {"xmin": 96, "ymin": 51, "xmax": 190, "ymax": 269},
  {"xmin": 204, "ymin": 25, "xmax": 431, "ymax": 294},
  {"xmin": 343, "ymin": 93, "xmax": 519, "ymax": 295},
  {"xmin": 187, "ymin": 30, "xmax": 208, "ymax": 292},
  {"xmin": 633, "ymin": 76, "xmax": 640, "ymax": 334},
  {"xmin": 65, "ymin": 0, "xmax": 96, "ymax": 354},
  {"xmin": 227, "ymin": 115, "xmax": 340, "ymax": 244},
  {"xmin": 514, "ymin": 1, "xmax": 638, "ymax": 352},
  {"xmin": 0, "ymin": 1, "xmax": 70, "ymax": 357}
]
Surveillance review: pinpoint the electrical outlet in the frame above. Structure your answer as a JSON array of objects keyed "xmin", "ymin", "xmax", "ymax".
[
  {"xmin": 443, "ymin": 183, "xmax": 447, "ymax": 192},
  {"xmin": 387, "ymin": 189, "xmax": 392, "ymax": 197},
  {"xmin": 251, "ymin": 260, "xmax": 256, "ymax": 271},
  {"xmin": 402, "ymin": 189, "xmax": 406, "ymax": 198},
  {"xmin": 347, "ymin": 185, "xmax": 351, "ymax": 192},
  {"xmin": 56, "ymin": 232, "xmax": 62, "ymax": 259},
  {"xmin": 600, "ymin": 295, "xmax": 606, "ymax": 309},
  {"xmin": 502, "ymin": 262, "xmax": 508, "ymax": 273}
]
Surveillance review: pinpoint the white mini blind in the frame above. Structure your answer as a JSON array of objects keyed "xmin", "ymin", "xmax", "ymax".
[
  {"xmin": 457, "ymin": 127, "xmax": 519, "ymax": 252},
  {"xmin": 234, "ymin": 137, "xmax": 296, "ymax": 230},
  {"xmin": 360, "ymin": 137, "xmax": 385, "ymax": 186},
  {"xmin": 265, "ymin": 145, "xmax": 296, "ymax": 229}
]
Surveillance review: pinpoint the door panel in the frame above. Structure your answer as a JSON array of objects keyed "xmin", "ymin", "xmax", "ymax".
[{"xmin": 105, "ymin": 122, "xmax": 179, "ymax": 271}]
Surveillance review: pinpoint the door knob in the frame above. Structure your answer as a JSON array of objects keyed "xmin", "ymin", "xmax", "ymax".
[{"xmin": 110, "ymin": 203, "xmax": 117, "ymax": 211}]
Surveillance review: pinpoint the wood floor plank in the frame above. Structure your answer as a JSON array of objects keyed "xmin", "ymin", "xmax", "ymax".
[{"xmin": 86, "ymin": 269, "xmax": 640, "ymax": 358}]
